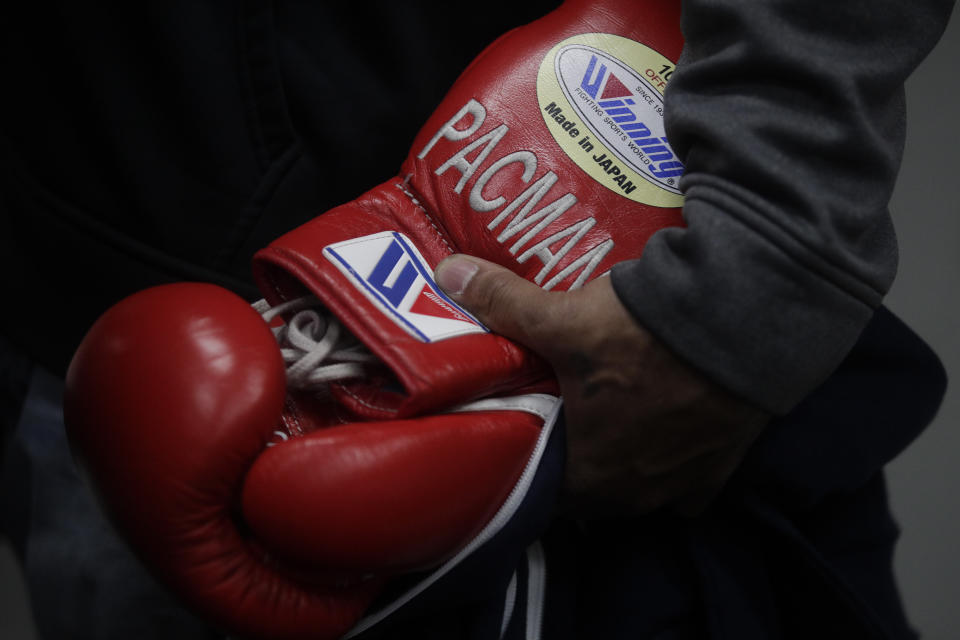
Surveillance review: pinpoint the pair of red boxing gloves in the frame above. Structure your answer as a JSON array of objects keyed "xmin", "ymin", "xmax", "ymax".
[{"xmin": 65, "ymin": 1, "xmax": 685, "ymax": 637}]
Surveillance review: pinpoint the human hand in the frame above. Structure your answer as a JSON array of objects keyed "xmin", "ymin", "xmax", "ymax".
[{"xmin": 435, "ymin": 255, "xmax": 770, "ymax": 517}]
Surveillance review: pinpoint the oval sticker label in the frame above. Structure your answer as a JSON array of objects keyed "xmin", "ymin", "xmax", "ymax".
[{"xmin": 537, "ymin": 34, "xmax": 684, "ymax": 208}]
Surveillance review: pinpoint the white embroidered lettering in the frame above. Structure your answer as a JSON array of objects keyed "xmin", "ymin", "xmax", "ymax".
[
  {"xmin": 469, "ymin": 151, "xmax": 537, "ymax": 212},
  {"xmin": 418, "ymin": 99, "xmax": 487, "ymax": 160},
  {"xmin": 516, "ymin": 218, "xmax": 595, "ymax": 289},
  {"xmin": 434, "ymin": 124, "xmax": 509, "ymax": 194}
]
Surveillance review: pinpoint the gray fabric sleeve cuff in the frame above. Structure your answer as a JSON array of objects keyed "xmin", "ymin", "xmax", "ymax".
[{"xmin": 611, "ymin": 201, "xmax": 877, "ymax": 415}]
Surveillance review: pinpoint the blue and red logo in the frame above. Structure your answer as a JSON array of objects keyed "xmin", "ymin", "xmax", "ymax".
[
  {"xmin": 323, "ymin": 232, "xmax": 487, "ymax": 343},
  {"xmin": 554, "ymin": 45, "xmax": 685, "ymax": 193},
  {"xmin": 579, "ymin": 55, "xmax": 685, "ymax": 181}
]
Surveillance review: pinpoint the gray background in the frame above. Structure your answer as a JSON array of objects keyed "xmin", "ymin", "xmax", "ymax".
[
  {"xmin": 1, "ymin": 9, "xmax": 958, "ymax": 640},
  {"xmin": 885, "ymin": 6, "xmax": 960, "ymax": 639}
]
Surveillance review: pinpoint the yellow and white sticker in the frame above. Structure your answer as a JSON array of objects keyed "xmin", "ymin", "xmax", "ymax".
[{"xmin": 537, "ymin": 34, "xmax": 684, "ymax": 208}]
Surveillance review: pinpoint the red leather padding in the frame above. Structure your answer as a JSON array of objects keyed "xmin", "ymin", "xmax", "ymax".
[
  {"xmin": 65, "ymin": 284, "xmax": 381, "ymax": 640},
  {"xmin": 242, "ymin": 409, "xmax": 542, "ymax": 573}
]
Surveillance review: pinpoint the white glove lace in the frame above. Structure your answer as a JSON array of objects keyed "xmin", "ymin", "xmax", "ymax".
[{"xmin": 253, "ymin": 296, "xmax": 377, "ymax": 390}]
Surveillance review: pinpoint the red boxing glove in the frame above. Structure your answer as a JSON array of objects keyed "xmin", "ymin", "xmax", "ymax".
[
  {"xmin": 65, "ymin": 285, "xmax": 380, "ymax": 640},
  {"xmin": 253, "ymin": 0, "xmax": 685, "ymax": 420},
  {"xmin": 246, "ymin": 0, "xmax": 684, "ymax": 596},
  {"xmin": 66, "ymin": 1, "xmax": 685, "ymax": 638},
  {"xmin": 67, "ymin": 283, "xmax": 560, "ymax": 640}
]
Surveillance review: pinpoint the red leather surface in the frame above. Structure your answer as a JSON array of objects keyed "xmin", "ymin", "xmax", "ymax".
[
  {"xmin": 254, "ymin": 190, "xmax": 550, "ymax": 420},
  {"xmin": 65, "ymin": 284, "xmax": 380, "ymax": 640},
  {"xmin": 254, "ymin": 0, "xmax": 685, "ymax": 419},
  {"xmin": 243, "ymin": 410, "xmax": 542, "ymax": 573},
  {"xmin": 64, "ymin": 283, "xmax": 546, "ymax": 638},
  {"xmin": 405, "ymin": 0, "xmax": 684, "ymax": 275}
]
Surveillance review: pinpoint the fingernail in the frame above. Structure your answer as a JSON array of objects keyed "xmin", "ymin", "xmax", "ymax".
[{"xmin": 435, "ymin": 256, "xmax": 479, "ymax": 295}]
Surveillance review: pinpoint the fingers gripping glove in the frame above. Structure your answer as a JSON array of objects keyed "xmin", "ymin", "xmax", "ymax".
[
  {"xmin": 253, "ymin": 0, "xmax": 685, "ymax": 420},
  {"xmin": 65, "ymin": 283, "xmax": 560, "ymax": 640}
]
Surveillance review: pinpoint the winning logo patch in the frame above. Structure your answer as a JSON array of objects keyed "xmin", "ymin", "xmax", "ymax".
[
  {"xmin": 537, "ymin": 34, "xmax": 685, "ymax": 208},
  {"xmin": 323, "ymin": 232, "xmax": 488, "ymax": 342}
]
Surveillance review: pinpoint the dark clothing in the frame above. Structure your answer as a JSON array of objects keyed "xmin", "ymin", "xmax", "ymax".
[{"xmin": 0, "ymin": 1, "xmax": 558, "ymax": 377}]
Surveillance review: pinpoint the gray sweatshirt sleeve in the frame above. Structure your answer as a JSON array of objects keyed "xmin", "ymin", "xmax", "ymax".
[{"xmin": 611, "ymin": 0, "xmax": 955, "ymax": 414}]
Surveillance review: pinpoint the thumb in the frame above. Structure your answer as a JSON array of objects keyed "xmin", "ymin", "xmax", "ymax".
[{"xmin": 434, "ymin": 255, "xmax": 558, "ymax": 352}]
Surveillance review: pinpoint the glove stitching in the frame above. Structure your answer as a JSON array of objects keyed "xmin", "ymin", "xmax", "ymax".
[
  {"xmin": 283, "ymin": 396, "xmax": 305, "ymax": 437},
  {"xmin": 336, "ymin": 384, "xmax": 400, "ymax": 415},
  {"xmin": 393, "ymin": 180, "xmax": 456, "ymax": 256}
]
